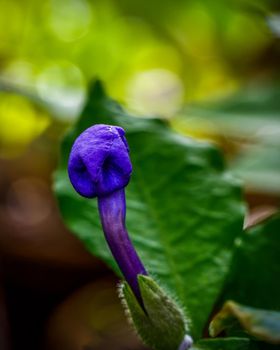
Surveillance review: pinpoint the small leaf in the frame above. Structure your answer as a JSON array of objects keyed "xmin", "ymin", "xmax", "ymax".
[
  {"xmin": 209, "ymin": 301, "xmax": 280, "ymax": 344},
  {"xmin": 120, "ymin": 275, "xmax": 191, "ymax": 350}
]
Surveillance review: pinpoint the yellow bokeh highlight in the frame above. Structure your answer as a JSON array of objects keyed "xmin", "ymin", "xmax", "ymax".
[
  {"xmin": 193, "ymin": 62, "xmax": 238, "ymax": 101},
  {"xmin": 171, "ymin": 115, "xmax": 221, "ymax": 145},
  {"xmin": 0, "ymin": 94, "xmax": 50, "ymax": 157}
]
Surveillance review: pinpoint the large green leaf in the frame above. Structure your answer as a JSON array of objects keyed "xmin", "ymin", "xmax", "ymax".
[
  {"xmin": 223, "ymin": 215, "xmax": 280, "ymax": 311},
  {"xmin": 54, "ymin": 81, "xmax": 245, "ymax": 339}
]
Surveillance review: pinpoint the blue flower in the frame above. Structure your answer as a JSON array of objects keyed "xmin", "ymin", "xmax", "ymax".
[
  {"xmin": 68, "ymin": 124, "xmax": 147, "ymax": 305},
  {"xmin": 68, "ymin": 124, "xmax": 132, "ymax": 198}
]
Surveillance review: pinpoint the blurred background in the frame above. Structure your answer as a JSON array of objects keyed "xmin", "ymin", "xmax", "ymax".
[{"xmin": 0, "ymin": 0, "xmax": 279, "ymax": 349}]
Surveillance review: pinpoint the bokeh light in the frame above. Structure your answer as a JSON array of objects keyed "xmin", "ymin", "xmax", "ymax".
[
  {"xmin": 36, "ymin": 61, "xmax": 86, "ymax": 120},
  {"xmin": 47, "ymin": 0, "xmax": 92, "ymax": 42},
  {"xmin": 0, "ymin": 94, "xmax": 49, "ymax": 157},
  {"xmin": 126, "ymin": 69, "xmax": 184, "ymax": 117}
]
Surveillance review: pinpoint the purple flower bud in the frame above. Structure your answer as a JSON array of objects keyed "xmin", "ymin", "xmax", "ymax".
[
  {"xmin": 68, "ymin": 124, "xmax": 132, "ymax": 198},
  {"xmin": 68, "ymin": 124, "xmax": 147, "ymax": 305}
]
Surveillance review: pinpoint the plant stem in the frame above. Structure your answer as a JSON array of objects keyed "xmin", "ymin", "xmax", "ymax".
[{"xmin": 98, "ymin": 188, "xmax": 147, "ymax": 306}]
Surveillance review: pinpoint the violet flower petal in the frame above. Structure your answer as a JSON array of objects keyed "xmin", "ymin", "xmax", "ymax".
[{"xmin": 68, "ymin": 124, "xmax": 132, "ymax": 198}]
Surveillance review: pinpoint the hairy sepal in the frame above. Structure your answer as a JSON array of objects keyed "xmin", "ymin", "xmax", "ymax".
[{"xmin": 120, "ymin": 275, "xmax": 191, "ymax": 350}]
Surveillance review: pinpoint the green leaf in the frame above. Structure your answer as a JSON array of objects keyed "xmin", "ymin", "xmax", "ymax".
[
  {"xmin": 121, "ymin": 275, "xmax": 190, "ymax": 350},
  {"xmin": 223, "ymin": 215, "xmax": 280, "ymax": 312},
  {"xmin": 173, "ymin": 83, "xmax": 280, "ymax": 194},
  {"xmin": 231, "ymin": 144, "xmax": 280, "ymax": 195},
  {"xmin": 175, "ymin": 82, "xmax": 280, "ymax": 140},
  {"xmin": 54, "ymin": 81, "xmax": 245, "ymax": 338},
  {"xmin": 209, "ymin": 301, "xmax": 280, "ymax": 344},
  {"xmin": 193, "ymin": 337, "xmax": 255, "ymax": 350}
]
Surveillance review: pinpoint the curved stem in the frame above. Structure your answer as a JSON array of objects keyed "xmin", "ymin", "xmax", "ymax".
[{"xmin": 98, "ymin": 188, "xmax": 147, "ymax": 306}]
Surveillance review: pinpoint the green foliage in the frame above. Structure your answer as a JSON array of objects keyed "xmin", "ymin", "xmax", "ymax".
[
  {"xmin": 54, "ymin": 81, "xmax": 245, "ymax": 339},
  {"xmin": 207, "ymin": 216, "xmax": 280, "ymax": 346},
  {"xmin": 210, "ymin": 301, "xmax": 280, "ymax": 344},
  {"xmin": 193, "ymin": 338, "xmax": 255, "ymax": 350},
  {"xmin": 177, "ymin": 83, "xmax": 280, "ymax": 137},
  {"xmin": 232, "ymin": 144, "xmax": 280, "ymax": 195},
  {"xmin": 173, "ymin": 82, "xmax": 280, "ymax": 194},
  {"xmin": 223, "ymin": 215, "xmax": 280, "ymax": 311},
  {"xmin": 121, "ymin": 275, "xmax": 188, "ymax": 350}
]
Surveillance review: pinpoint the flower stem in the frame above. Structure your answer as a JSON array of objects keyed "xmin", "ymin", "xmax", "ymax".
[{"xmin": 98, "ymin": 188, "xmax": 148, "ymax": 305}]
